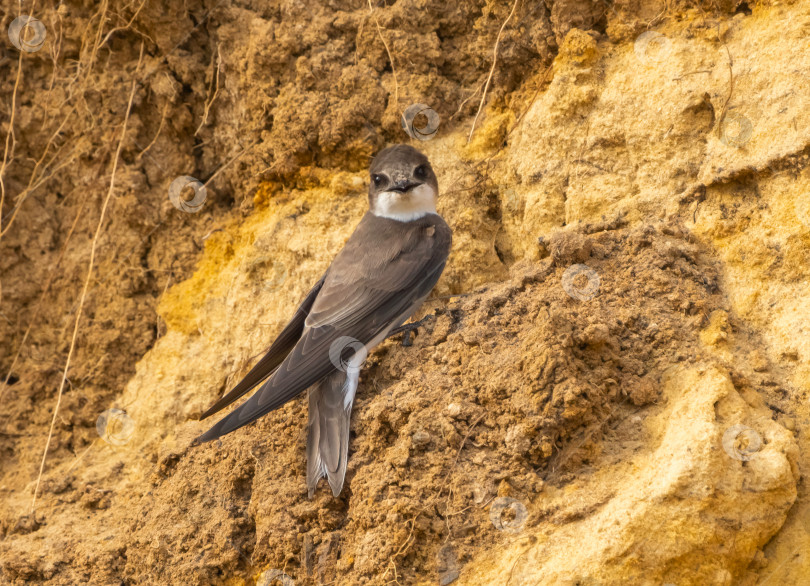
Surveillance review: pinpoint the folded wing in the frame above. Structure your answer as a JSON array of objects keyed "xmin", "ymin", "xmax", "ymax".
[
  {"xmin": 198, "ymin": 273, "xmax": 326, "ymax": 420},
  {"xmin": 195, "ymin": 214, "xmax": 451, "ymax": 443}
]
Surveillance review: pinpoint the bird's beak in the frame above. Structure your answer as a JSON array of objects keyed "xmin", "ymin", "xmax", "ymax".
[{"xmin": 389, "ymin": 180, "xmax": 420, "ymax": 193}]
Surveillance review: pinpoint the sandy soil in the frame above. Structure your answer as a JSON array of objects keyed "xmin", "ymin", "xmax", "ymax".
[{"xmin": 2, "ymin": 0, "xmax": 809, "ymax": 584}]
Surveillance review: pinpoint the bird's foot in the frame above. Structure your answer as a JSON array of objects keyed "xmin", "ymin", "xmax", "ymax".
[{"xmin": 387, "ymin": 315, "xmax": 435, "ymax": 347}]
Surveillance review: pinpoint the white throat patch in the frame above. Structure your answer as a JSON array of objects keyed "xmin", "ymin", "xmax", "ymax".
[{"xmin": 372, "ymin": 183, "xmax": 437, "ymax": 222}]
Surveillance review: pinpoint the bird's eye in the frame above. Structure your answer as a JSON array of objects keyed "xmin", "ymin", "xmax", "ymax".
[
  {"xmin": 372, "ymin": 174, "xmax": 384, "ymax": 187},
  {"xmin": 414, "ymin": 165, "xmax": 427, "ymax": 179}
]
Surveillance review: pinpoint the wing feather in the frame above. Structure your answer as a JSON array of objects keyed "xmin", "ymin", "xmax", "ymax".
[{"xmin": 198, "ymin": 273, "xmax": 326, "ymax": 419}]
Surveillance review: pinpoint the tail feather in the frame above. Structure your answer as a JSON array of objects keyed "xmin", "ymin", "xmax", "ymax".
[{"xmin": 306, "ymin": 366, "xmax": 358, "ymax": 497}]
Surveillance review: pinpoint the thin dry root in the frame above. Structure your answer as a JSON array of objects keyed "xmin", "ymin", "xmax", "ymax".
[
  {"xmin": 30, "ymin": 42, "xmax": 145, "ymax": 514},
  {"xmin": 468, "ymin": 0, "xmax": 520, "ymax": 143},
  {"xmin": 367, "ymin": 0, "xmax": 399, "ymax": 113}
]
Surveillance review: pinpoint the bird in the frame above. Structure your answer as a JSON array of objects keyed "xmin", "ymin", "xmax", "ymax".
[{"xmin": 194, "ymin": 144, "xmax": 452, "ymax": 498}]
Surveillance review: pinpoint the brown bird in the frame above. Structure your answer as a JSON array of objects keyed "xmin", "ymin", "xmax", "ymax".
[{"xmin": 195, "ymin": 144, "xmax": 452, "ymax": 497}]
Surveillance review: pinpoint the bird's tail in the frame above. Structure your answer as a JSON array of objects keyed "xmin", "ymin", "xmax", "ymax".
[{"xmin": 306, "ymin": 367, "xmax": 358, "ymax": 498}]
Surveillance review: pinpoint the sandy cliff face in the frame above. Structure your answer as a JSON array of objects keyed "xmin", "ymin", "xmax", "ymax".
[{"xmin": 1, "ymin": 0, "xmax": 808, "ymax": 584}]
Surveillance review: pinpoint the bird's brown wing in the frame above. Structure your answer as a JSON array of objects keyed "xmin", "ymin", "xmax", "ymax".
[
  {"xmin": 194, "ymin": 213, "xmax": 451, "ymax": 443},
  {"xmin": 198, "ymin": 273, "xmax": 327, "ymax": 420}
]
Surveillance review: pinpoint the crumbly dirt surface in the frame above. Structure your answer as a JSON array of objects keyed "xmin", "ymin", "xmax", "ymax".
[
  {"xmin": 133, "ymin": 223, "xmax": 727, "ymax": 585},
  {"xmin": 2, "ymin": 0, "xmax": 810, "ymax": 584},
  {"xmin": 0, "ymin": 220, "xmax": 733, "ymax": 584}
]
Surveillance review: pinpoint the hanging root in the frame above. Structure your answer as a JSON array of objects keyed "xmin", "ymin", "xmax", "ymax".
[{"xmin": 30, "ymin": 42, "xmax": 145, "ymax": 514}]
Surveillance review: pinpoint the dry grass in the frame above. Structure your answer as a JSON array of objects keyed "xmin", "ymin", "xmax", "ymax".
[
  {"xmin": 1, "ymin": 0, "xmax": 230, "ymax": 479},
  {"xmin": 30, "ymin": 41, "xmax": 145, "ymax": 513},
  {"xmin": 367, "ymin": 0, "xmax": 400, "ymax": 113},
  {"xmin": 468, "ymin": 0, "xmax": 521, "ymax": 143}
]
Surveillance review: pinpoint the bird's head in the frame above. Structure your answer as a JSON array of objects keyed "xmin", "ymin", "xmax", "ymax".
[{"xmin": 368, "ymin": 144, "xmax": 438, "ymax": 222}]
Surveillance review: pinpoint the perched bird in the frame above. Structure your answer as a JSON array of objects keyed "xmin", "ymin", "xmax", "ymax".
[{"xmin": 195, "ymin": 144, "xmax": 452, "ymax": 497}]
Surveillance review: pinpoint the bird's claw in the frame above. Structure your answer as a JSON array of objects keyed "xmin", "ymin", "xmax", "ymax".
[{"xmin": 387, "ymin": 314, "xmax": 435, "ymax": 347}]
